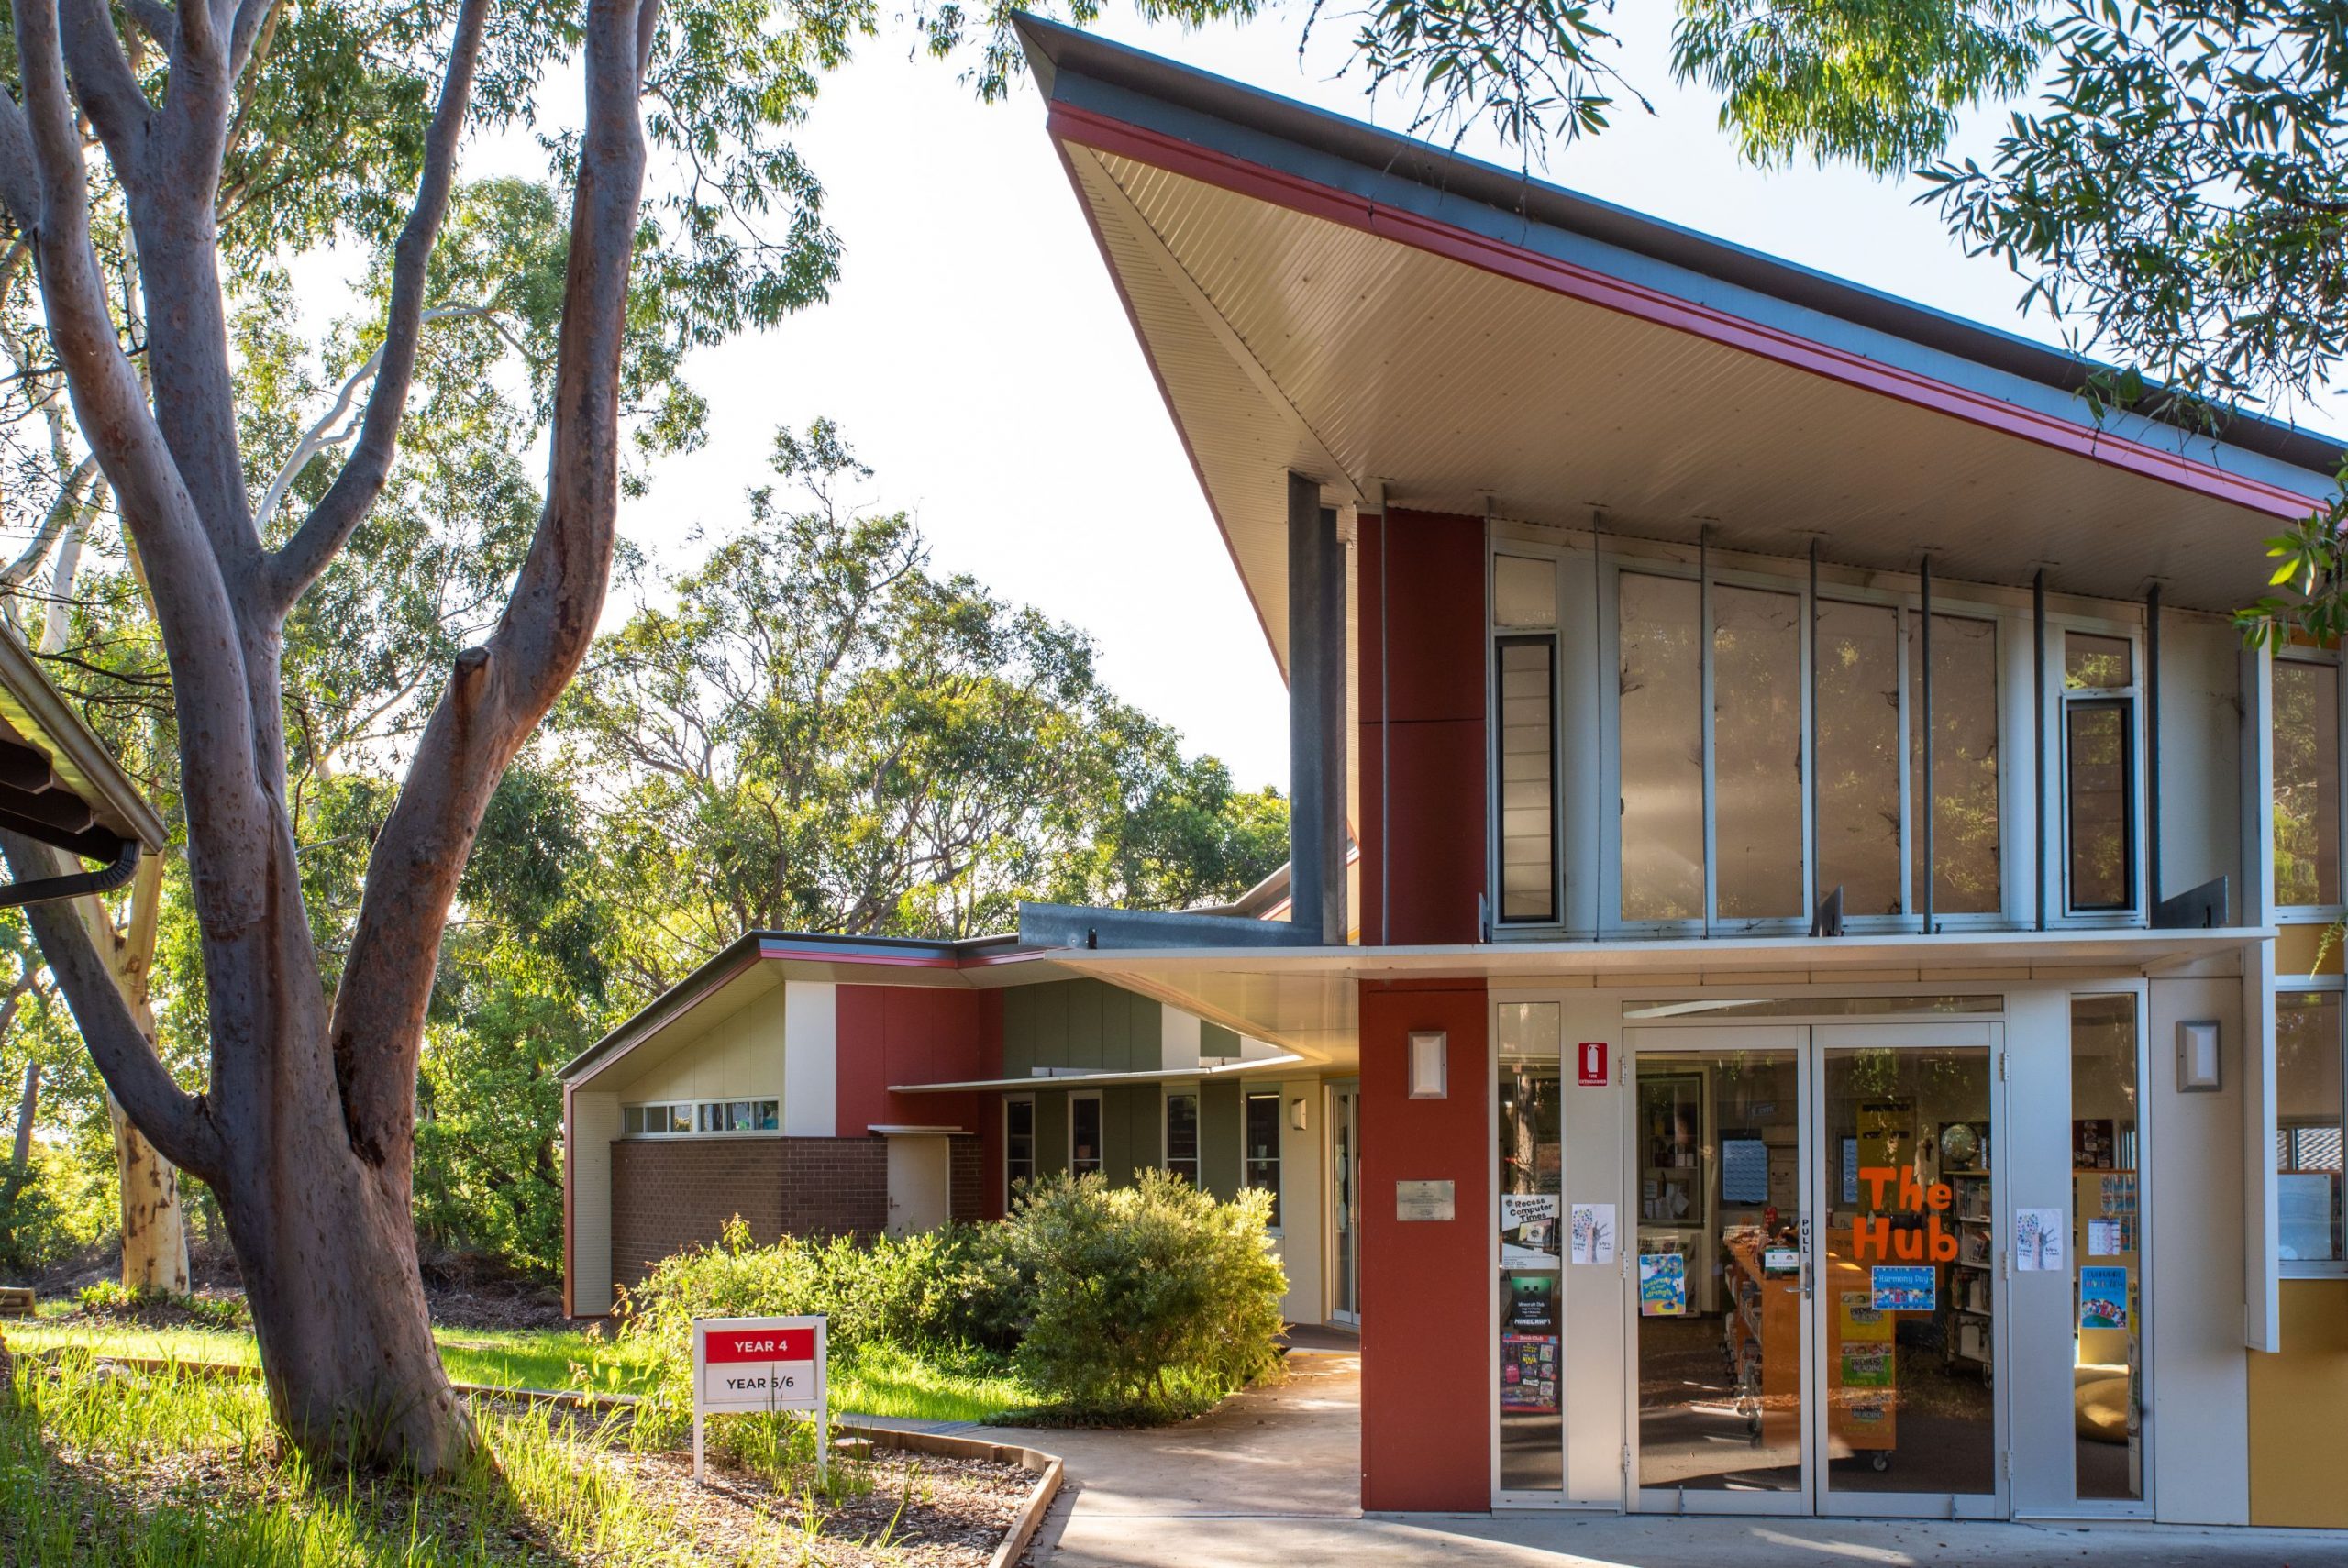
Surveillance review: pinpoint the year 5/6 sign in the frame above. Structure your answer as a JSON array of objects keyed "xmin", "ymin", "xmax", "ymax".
[{"xmin": 692, "ymin": 1315, "xmax": 828, "ymax": 1482}]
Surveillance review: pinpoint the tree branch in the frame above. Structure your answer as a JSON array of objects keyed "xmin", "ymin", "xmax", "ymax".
[
  {"xmin": 252, "ymin": 303, "xmax": 493, "ymax": 538},
  {"xmin": 329, "ymin": 0, "xmax": 655, "ymax": 1165},
  {"xmin": 263, "ymin": 0, "xmax": 491, "ymax": 613},
  {"xmin": 0, "ymin": 831, "xmax": 219, "ymax": 1182},
  {"xmin": 0, "ymin": 450, "xmax": 99, "ymax": 591},
  {"xmin": 58, "ymin": 0, "xmax": 154, "ymax": 171}
]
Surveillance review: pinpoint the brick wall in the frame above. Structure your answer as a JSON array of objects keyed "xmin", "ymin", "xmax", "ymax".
[{"xmin": 609, "ymin": 1136, "xmax": 888, "ymax": 1286}]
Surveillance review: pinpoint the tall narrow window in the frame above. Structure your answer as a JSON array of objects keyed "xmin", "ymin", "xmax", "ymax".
[
  {"xmin": 1712, "ymin": 584, "xmax": 1804, "ymax": 920},
  {"xmin": 2274, "ymin": 657, "xmax": 2342, "ymax": 909},
  {"xmin": 1620, "ymin": 573, "xmax": 1704, "ymax": 921},
  {"xmin": 1165, "ymin": 1091, "xmax": 1200, "ymax": 1185},
  {"xmin": 1243, "ymin": 1090, "xmax": 1282, "ymax": 1228},
  {"xmin": 1911, "ymin": 613, "xmax": 2002, "ymax": 915},
  {"xmin": 2276, "ymin": 991, "xmax": 2344, "ymax": 1265},
  {"xmin": 1498, "ymin": 636, "xmax": 1558, "ymax": 922},
  {"xmin": 1005, "ymin": 1097, "xmax": 1036, "ymax": 1191},
  {"xmin": 1815, "ymin": 600, "xmax": 1904, "ymax": 915},
  {"xmin": 2064, "ymin": 633, "xmax": 2136, "ymax": 913},
  {"xmin": 1069, "ymin": 1093, "xmax": 1103, "ymax": 1178}
]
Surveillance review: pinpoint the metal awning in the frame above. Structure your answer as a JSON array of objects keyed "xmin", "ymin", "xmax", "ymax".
[
  {"xmin": 889, "ymin": 1055, "xmax": 1308, "ymax": 1095},
  {"xmin": 0, "ymin": 623, "xmax": 167, "ymax": 905}
]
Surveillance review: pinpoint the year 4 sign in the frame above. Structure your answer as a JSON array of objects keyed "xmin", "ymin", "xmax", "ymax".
[{"xmin": 693, "ymin": 1315, "xmax": 829, "ymax": 1482}]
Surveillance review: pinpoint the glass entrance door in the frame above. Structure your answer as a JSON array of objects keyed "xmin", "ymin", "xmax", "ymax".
[
  {"xmin": 1329, "ymin": 1083, "xmax": 1360, "ymax": 1326},
  {"xmin": 1632, "ymin": 1028, "xmax": 1812, "ymax": 1514},
  {"xmin": 1630, "ymin": 1021, "xmax": 2008, "ymax": 1518},
  {"xmin": 1812, "ymin": 1024, "xmax": 2006, "ymax": 1518}
]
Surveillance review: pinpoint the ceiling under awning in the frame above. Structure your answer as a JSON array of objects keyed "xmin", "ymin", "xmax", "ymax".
[
  {"xmin": 0, "ymin": 624, "xmax": 166, "ymax": 880},
  {"xmin": 1053, "ymin": 927, "xmax": 2270, "ymax": 1076},
  {"xmin": 1035, "ymin": 31, "xmax": 2340, "ymax": 675}
]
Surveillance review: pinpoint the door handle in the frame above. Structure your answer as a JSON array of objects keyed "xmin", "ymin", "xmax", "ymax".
[{"xmin": 1799, "ymin": 1216, "xmax": 1813, "ymax": 1299}]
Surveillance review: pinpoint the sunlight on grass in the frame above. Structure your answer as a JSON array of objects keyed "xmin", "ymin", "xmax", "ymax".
[
  {"xmin": 0, "ymin": 1350, "xmax": 799, "ymax": 1566},
  {"xmin": 11, "ymin": 1320, "xmax": 1029, "ymax": 1424}
]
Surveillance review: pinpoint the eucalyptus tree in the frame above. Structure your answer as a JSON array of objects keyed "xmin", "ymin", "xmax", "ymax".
[{"xmin": 0, "ymin": 0, "xmax": 853, "ymax": 1470}]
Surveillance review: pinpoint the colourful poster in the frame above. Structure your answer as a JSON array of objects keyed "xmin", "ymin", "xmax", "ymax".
[
  {"xmin": 2079, "ymin": 1266, "xmax": 2130, "ymax": 1331},
  {"xmin": 1870, "ymin": 1264, "xmax": 1935, "ymax": 1312},
  {"xmin": 2015, "ymin": 1207, "xmax": 2064, "ymax": 1270},
  {"xmin": 1499, "ymin": 1334, "xmax": 1558, "ymax": 1412},
  {"xmin": 1569, "ymin": 1202, "xmax": 1615, "ymax": 1265},
  {"xmin": 1638, "ymin": 1253, "xmax": 1686, "ymax": 1317}
]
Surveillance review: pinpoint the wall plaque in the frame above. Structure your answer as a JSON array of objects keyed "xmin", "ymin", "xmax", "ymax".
[{"xmin": 1395, "ymin": 1179, "xmax": 1456, "ymax": 1221}]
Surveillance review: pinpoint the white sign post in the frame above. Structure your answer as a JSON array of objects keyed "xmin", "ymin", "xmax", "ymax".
[{"xmin": 692, "ymin": 1314, "xmax": 829, "ymax": 1484}]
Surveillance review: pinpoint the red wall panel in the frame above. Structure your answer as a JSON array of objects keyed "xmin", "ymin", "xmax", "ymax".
[
  {"xmin": 1358, "ymin": 978, "xmax": 1490, "ymax": 1512},
  {"xmin": 835, "ymin": 985, "xmax": 994, "ymax": 1137},
  {"xmin": 1357, "ymin": 508, "xmax": 1488, "ymax": 945}
]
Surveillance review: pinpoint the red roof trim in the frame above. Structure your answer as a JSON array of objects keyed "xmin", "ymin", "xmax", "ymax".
[{"xmin": 1047, "ymin": 102, "xmax": 2319, "ymax": 524}]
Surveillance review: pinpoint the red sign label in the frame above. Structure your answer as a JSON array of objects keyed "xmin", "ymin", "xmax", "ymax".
[
  {"xmin": 706, "ymin": 1328, "xmax": 815, "ymax": 1364},
  {"xmin": 1578, "ymin": 1042, "xmax": 1608, "ymax": 1087}
]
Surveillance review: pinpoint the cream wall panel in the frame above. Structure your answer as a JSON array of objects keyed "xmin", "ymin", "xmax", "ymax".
[
  {"xmin": 617, "ymin": 991, "xmax": 787, "ymax": 1104},
  {"xmin": 2159, "ymin": 614, "xmax": 2243, "ymax": 900},
  {"xmin": 1160, "ymin": 1008, "xmax": 1202, "ymax": 1071},
  {"xmin": 1279, "ymin": 1078, "xmax": 1324, "ymax": 1322},
  {"xmin": 1561, "ymin": 991, "xmax": 1625, "ymax": 1506},
  {"xmin": 2147, "ymin": 976, "xmax": 2251, "ymax": 1525},
  {"xmin": 2005, "ymin": 988, "xmax": 2084, "ymax": 1516},
  {"xmin": 782, "ymin": 981, "xmax": 836, "ymax": 1137},
  {"xmin": 570, "ymin": 1090, "xmax": 619, "ymax": 1316}
]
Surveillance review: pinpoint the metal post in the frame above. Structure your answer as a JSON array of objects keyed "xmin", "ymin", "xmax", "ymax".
[
  {"xmin": 1379, "ymin": 498, "xmax": 1390, "ymax": 946},
  {"xmin": 1700, "ymin": 526, "xmax": 1714, "ymax": 939},
  {"xmin": 1921, "ymin": 556, "xmax": 1935, "ymax": 935},
  {"xmin": 2147, "ymin": 582, "xmax": 2164, "ymax": 913},
  {"xmin": 2033, "ymin": 569, "xmax": 2048, "ymax": 933},
  {"xmin": 1808, "ymin": 538, "xmax": 1820, "ymax": 922}
]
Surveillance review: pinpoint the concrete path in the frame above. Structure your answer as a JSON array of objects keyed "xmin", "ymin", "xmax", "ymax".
[{"xmin": 983, "ymin": 1353, "xmax": 2346, "ymax": 1567}]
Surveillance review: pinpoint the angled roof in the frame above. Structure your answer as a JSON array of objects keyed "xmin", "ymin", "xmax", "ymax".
[
  {"xmin": 1017, "ymin": 15, "xmax": 2343, "ymax": 646},
  {"xmin": 0, "ymin": 623, "xmax": 166, "ymax": 860}
]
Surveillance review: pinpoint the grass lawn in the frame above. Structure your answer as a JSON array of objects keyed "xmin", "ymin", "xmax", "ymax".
[{"xmin": 9, "ymin": 1311, "xmax": 1028, "ymax": 1424}]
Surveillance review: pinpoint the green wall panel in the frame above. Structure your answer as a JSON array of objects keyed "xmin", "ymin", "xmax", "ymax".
[
  {"xmin": 1200, "ymin": 1021, "xmax": 1240, "ymax": 1061},
  {"xmin": 1199, "ymin": 1080, "xmax": 1242, "ymax": 1199},
  {"xmin": 1035, "ymin": 1088, "xmax": 1069, "ymax": 1178},
  {"xmin": 1000, "ymin": 979, "xmax": 1163, "ymax": 1075}
]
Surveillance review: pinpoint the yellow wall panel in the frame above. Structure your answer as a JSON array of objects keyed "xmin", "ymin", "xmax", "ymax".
[{"xmin": 2249, "ymin": 1279, "xmax": 2348, "ymax": 1528}]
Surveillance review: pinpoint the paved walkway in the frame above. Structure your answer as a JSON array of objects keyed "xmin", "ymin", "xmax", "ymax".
[{"xmin": 981, "ymin": 1353, "xmax": 2345, "ymax": 1567}]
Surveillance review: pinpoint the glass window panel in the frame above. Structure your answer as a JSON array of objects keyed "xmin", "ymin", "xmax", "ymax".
[
  {"xmin": 1910, "ymin": 613, "xmax": 2002, "ymax": 915},
  {"xmin": 755, "ymin": 1100, "xmax": 779, "ymax": 1131},
  {"xmin": 2066, "ymin": 633, "xmax": 2133, "ymax": 690},
  {"xmin": 1622, "ymin": 994, "xmax": 2003, "ymax": 1021},
  {"xmin": 1496, "ymin": 1002, "xmax": 1562, "ymax": 1492},
  {"xmin": 2066, "ymin": 701, "xmax": 2135, "ymax": 911},
  {"xmin": 2273, "ymin": 660, "xmax": 2342, "ymax": 908},
  {"xmin": 1494, "ymin": 555, "xmax": 1557, "ymax": 626},
  {"xmin": 1499, "ymin": 637, "xmax": 1557, "ymax": 921},
  {"xmin": 2070, "ymin": 995, "xmax": 2144, "ymax": 1502},
  {"xmin": 621, "ymin": 1105, "xmax": 644, "ymax": 1136},
  {"xmin": 1006, "ymin": 1099, "xmax": 1036, "ymax": 1189},
  {"xmin": 1620, "ymin": 573, "xmax": 1704, "ymax": 921},
  {"xmin": 1712, "ymin": 584, "xmax": 1804, "ymax": 920},
  {"xmin": 1243, "ymin": 1092, "xmax": 1281, "ymax": 1228},
  {"xmin": 1070, "ymin": 1095, "xmax": 1103, "ymax": 1177},
  {"xmin": 1166, "ymin": 1092, "xmax": 1200, "ymax": 1185},
  {"xmin": 2276, "ymin": 992, "xmax": 2344, "ymax": 1264},
  {"xmin": 1816, "ymin": 600, "xmax": 1905, "ymax": 918}
]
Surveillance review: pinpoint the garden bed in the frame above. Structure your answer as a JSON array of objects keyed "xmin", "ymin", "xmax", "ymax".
[{"xmin": 0, "ymin": 1350, "xmax": 1041, "ymax": 1566}]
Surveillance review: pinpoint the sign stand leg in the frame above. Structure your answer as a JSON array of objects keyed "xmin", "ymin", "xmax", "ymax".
[
  {"xmin": 817, "ymin": 1401, "xmax": 828, "ymax": 1485},
  {"xmin": 693, "ymin": 1410, "xmax": 704, "ymax": 1485}
]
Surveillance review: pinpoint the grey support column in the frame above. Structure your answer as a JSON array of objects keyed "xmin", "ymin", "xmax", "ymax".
[{"xmin": 1288, "ymin": 471, "xmax": 1348, "ymax": 945}]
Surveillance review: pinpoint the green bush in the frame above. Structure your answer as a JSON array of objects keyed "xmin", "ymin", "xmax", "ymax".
[{"xmin": 999, "ymin": 1169, "xmax": 1285, "ymax": 1417}]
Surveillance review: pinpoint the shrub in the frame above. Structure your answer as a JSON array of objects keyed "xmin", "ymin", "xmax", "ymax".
[{"xmin": 998, "ymin": 1169, "xmax": 1285, "ymax": 1417}]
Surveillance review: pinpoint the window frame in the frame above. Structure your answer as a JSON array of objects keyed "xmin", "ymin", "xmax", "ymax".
[
  {"xmin": 2272, "ymin": 646, "xmax": 2347, "ymax": 920},
  {"xmin": 1492, "ymin": 632, "xmax": 1561, "ymax": 925},
  {"xmin": 618, "ymin": 1097, "xmax": 780, "ymax": 1139},
  {"xmin": 1069, "ymin": 1089, "xmax": 1104, "ymax": 1179},
  {"xmin": 2056, "ymin": 628, "xmax": 2144, "ymax": 920},
  {"xmin": 2275, "ymin": 981, "xmax": 2348, "ymax": 1279},
  {"xmin": 1163, "ymin": 1087, "xmax": 1201, "ymax": 1187},
  {"xmin": 1004, "ymin": 1094, "xmax": 1036, "ymax": 1194},
  {"xmin": 1242, "ymin": 1088, "xmax": 1283, "ymax": 1231}
]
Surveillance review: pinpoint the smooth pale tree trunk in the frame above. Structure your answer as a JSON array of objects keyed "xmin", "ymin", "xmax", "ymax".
[{"xmin": 109, "ymin": 1099, "xmax": 188, "ymax": 1292}]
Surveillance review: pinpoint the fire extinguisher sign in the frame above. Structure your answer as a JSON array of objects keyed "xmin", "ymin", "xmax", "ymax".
[{"xmin": 1578, "ymin": 1042, "xmax": 1609, "ymax": 1087}]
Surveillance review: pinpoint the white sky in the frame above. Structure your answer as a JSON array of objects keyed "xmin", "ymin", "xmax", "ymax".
[{"xmin": 497, "ymin": 7, "xmax": 2348, "ymax": 794}]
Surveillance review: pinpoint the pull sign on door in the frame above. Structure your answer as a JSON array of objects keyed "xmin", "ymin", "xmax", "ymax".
[{"xmin": 1578, "ymin": 1041, "xmax": 1609, "ymax": 1087}]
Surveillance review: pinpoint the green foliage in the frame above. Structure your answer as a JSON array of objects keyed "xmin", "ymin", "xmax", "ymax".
[
  {"xmin": 72, "ymin": 1281, "xmax": 250, "ymax": 1331},
  {"xmin": 0, "ymin": 1143, "xmax": 111, "ymax": 1276},
  {"xmin": 998, "ymin": 1170, "xmax": 1285, "ymax": 1417},
  {"xmin": 1674, "ymin": 0, "xmax": 2046, "ymax": 174}
]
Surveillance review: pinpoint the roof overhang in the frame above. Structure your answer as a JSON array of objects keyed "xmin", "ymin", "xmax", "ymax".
[
  {"xmin": 0, "ymin": 624, "xmax": 166, "ymax": 863},
  {"xmin": 1053, "ymin": 927, "xmax": 2272, "ymax": 1070},
  {"xmin": 889, "ymin": 1055, "xmax": 1307, "ymax": 1094},
  {"xmin": 1019, "ymin": 17, "xmax": 2343, "ymax": 672}
]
